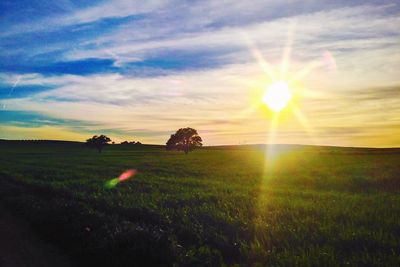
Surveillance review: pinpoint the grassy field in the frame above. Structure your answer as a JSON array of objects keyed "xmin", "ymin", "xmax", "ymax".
[{"xmin": 0, "ymin": 140, "xmax": 399, "ymax": 266}]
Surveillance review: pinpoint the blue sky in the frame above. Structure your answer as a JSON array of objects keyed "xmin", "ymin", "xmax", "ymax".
[{"xmin": 1, "ymin": 0, "xmax": 399, "ymax": 146}]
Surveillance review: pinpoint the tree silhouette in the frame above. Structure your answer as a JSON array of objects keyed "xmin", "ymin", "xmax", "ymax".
[
  {"xmin": 166, "ymin": 128, "xmax": 202, "ymax": 154},
  {"xmin": 86, "ymin": 135, "xmax": 111, "ymax": 153}
]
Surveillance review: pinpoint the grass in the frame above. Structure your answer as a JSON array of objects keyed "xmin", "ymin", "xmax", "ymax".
[{"xmin": 0, "ymin": 140, "xmax": 399, "ymax": 266}]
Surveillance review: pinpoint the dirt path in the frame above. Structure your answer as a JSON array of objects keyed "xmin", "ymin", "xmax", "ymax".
[{"xmin": 0, "ymin": 205, "xmax": 74, "ymax": 267}]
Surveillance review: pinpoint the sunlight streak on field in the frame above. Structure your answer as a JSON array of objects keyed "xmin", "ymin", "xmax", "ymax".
[{"xmin": 265, "ymin": 113, "xmax": 280, "ymax": 164}]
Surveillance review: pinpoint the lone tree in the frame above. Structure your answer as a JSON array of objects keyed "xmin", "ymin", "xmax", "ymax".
[
  {"xmin": 166, "ymin": 127, "xmax": 203, "ymax": 154},
  {"xmin": 86, "ymin": 135, "xmax": 111, "ymax": 153}
]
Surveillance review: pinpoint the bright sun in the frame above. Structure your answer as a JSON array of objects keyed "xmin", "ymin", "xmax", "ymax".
[{"xmin": 262, "ymin": 81, "xmax": 292, "ymax": 112}]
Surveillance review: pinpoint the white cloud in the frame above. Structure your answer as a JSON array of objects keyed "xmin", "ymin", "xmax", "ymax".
[
  {"xmin": 64, "ymin": 0, "xmax": 168, "ymax": 25},
  {"xmin": 65, "ymin": 5, "xmax": 397, "ymax": 55}
]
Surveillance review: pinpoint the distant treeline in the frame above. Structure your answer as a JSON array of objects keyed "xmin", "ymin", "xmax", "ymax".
[
  {"xmin": 120, "ymin": 141, "xmax": 142, "ymax": 145},
  {"xmin": 0, "ymin": 139, "xmax": 82, "ymax": 144},
  {"xmin": 0, "ymin": 139, "xmax": 143, "ymax": 145}
]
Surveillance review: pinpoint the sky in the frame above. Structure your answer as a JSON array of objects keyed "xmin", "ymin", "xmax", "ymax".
[{"xmin": 0, "ymin": 0, "xmax": 399, "ymax": 147}]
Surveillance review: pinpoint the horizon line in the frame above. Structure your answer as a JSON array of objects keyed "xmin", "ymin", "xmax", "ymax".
[{"xmin": 1, "ymin": 138, "xmax": 399, "ymax": 150}]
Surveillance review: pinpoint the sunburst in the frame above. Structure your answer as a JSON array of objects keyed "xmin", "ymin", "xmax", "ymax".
[{"xmin": 243, "ymin": 26, "xmax": 333, "ymax": 163}]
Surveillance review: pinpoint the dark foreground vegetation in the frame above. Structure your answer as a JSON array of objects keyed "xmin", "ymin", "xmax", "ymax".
[{"xmin": 0, "ymin": 140, "xmax": 399, "ymax": 266}]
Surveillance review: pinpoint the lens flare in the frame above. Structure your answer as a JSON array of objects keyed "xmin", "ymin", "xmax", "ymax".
[
  {"xmin": 105, "ymin": 169, "xmax": 136, "ymax": 189},
  {"xmin": 323, "ymin": 50, "xmax": 337, "ymax": 71},
  {"xmin": 119, "ymin": 169, "xmax": 136, "ymax": 181}
]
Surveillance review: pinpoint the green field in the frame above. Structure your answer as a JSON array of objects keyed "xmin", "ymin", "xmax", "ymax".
[{"xmin": 0, "ymin": 141, "xmax": 399, "ymax": 266}]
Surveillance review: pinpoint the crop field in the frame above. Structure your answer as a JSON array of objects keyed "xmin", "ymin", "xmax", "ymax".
[{"xmin": 0, "ymin": 141, "xmax": 399, "ymax": 266}]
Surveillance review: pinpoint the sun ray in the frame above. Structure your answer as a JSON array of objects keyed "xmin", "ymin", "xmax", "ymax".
[
  {"xmin": 291, "ymin": 105, "xmax": 318, "ymax": 145},
  {"xmin": 279, "ymin": 21, "xmax": 296, "ymax": 79},
  {"xmin": 290, "ymin": 60, "xmax": 323, "ymax": 84},
  {"xmin": 241, "ymin": 32, "xmax": 276, "ymax": 80}
]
